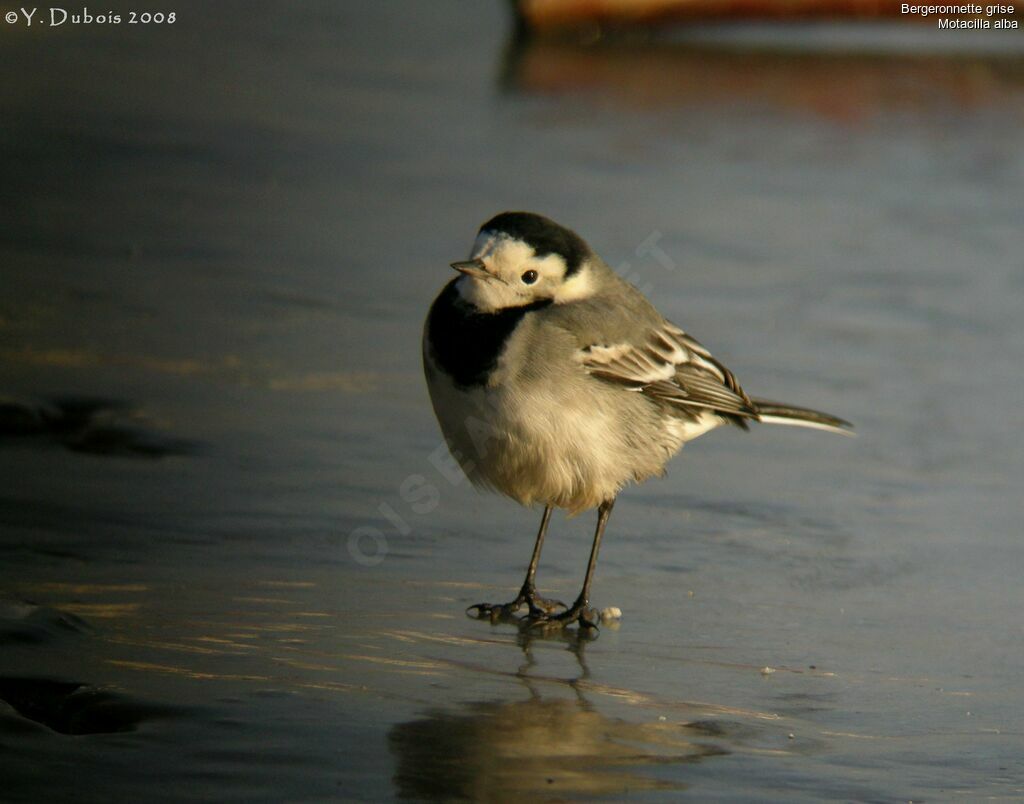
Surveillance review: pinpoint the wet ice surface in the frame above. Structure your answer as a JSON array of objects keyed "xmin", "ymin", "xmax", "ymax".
[{"xmin": 2, "ymin": 1, "xmax": 1023, "ymax": 800}]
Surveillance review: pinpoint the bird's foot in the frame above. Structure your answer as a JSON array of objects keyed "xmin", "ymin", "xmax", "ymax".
[
  {"xmin": 525, "ymin": 596, "xmax": 601, "ymax": 634},
  {"xmin": 466, "ymin": 598, "xmax": 522, "ymax": 624},
  {"xmin": 524, "ymin": 592, "xmax": 568, "ymax": 618},
  {"xmin": 467, "ymin": 586, "xmax": 566, "ymax": 624}
]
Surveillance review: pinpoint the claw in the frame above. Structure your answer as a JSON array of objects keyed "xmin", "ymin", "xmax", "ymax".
[{"xmin": 466, "ymin": 600, "xmax": 522, "ymax": 623}]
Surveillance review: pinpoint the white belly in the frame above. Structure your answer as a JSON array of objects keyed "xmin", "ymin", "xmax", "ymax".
[{"xmin": 425, "ymin": 354, "xmax": 720, "ymax": 513}]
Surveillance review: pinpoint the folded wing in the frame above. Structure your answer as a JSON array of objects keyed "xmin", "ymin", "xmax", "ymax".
[{"xmin": 579, "ymin": 322, "xmax": 758, "ymax": 426}]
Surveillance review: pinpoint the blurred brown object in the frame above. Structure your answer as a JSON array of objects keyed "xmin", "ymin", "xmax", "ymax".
[
  {"xmin": 514, "ymin": 0, "xmax": 1023, "ymax": 31},
  {"xmin": 505, "ymin": 38, "xmax": 1024, "ymax": 121}
]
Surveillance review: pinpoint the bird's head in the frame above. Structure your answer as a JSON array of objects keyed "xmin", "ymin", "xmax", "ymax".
[{"xmin": 451, "ymin": 212, "xmax": 598, "ymax": 312}]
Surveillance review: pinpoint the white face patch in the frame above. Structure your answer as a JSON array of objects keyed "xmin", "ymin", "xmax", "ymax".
[
  {"xmin": 452, "ymin": 233, "xmax": 581, "ymax": 311},
  {"xmin": 470, "ymin": 232, "xmax": 500, "ymax": 261},
  {"xmin": 552, "ymin": 266, "xmax": 595, "ymax": 304},
  {"xmin": 454, "ymin": 234, "xmax": 586, "ymax": 312},
  {"xmin": 454, "ymin": 273, "xmax": 511, "ymax": 311},
  {"xmin": 474, "ymin": 237, "xmax": 547, "ymax": 282}
]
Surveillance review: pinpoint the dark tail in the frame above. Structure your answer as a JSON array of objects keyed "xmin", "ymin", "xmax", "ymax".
[{"xmin": 750, "ymin": 398, "xmax": 854, "ymax": 436}]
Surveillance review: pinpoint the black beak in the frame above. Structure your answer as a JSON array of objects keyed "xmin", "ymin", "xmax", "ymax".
[{"xmin": 450, "ymin": 258, "xmax": 489, "ymax": 279}]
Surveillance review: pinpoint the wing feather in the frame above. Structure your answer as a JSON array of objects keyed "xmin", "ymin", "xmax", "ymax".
[{"xmin": 579, "ymin": 322, "xmax": 757, "ymax": 420}]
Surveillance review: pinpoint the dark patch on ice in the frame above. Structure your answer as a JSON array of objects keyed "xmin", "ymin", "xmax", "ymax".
[
  {"xmin": 0, "ymin": 677, "xmax": 181, "ymax": 736},
  {"xmin": 0, "ymin": 601, "xmax": 91, "ymax": 646},
  {"xmin": 0, "ymin": 395, "xmax": 197, "ymax": 458}
]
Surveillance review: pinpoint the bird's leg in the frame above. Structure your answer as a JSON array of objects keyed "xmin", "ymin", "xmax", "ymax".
[
  {"xmin": 467, "ymin": 505, "xmax": 565, "ymax": 622},
  {"xmin": 529, "ymin": 498, "xmax": 615, "ymax": 632},
  {"xmin": 518, "ymin": 505, "xmax": 567, "ymax": 616}
]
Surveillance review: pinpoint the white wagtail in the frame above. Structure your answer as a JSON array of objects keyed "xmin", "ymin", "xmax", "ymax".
[{"xmin": 423, "ymin": 212, "xmax": 851, "ymax": 631}]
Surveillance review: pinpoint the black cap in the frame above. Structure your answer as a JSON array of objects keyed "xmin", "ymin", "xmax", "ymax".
[{"xmin": 479, "ymin": 212, "xmax": 589, "ymax": 277}]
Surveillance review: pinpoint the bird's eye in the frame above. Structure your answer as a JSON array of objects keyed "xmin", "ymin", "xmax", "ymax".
[{"xmin": 521, "ymin": 270, "xmax": 538, "ymax": 285}]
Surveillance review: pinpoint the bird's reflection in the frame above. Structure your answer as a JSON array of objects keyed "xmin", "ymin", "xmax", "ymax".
[{"xmin": 388, "ymin": 632, "xmax": 727, "ymax": 799}]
